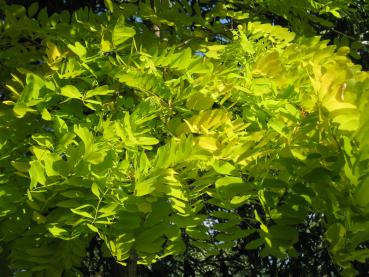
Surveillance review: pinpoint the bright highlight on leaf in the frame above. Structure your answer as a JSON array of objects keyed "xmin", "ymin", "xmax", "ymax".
[{"xmin": 113, "ymin": 16, "xmax": 136, "ymax": 47}]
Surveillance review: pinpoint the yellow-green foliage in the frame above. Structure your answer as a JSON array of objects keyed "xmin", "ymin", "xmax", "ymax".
[{"xmin": 0, "ymin": 1, "xmax": 368, "ymax": 276}]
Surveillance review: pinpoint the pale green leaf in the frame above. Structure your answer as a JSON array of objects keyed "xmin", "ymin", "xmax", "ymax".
[
  {"xmin": 186, "ymin": 93, "xmax": 214, "ymax": 111},
  {"xmin": 61, "ymin": 85, "xmax": 82, "ymax": 99},
  {"xmin": 41, "ymin": 108, "xmax": 52, "ymax": 121},
  {"xmin": 104, "ymin": 0, "xmax": 114, "ymax": 12},
  {"xmin": 215, "ymin": 176, "xmax": 243, "ymax": 188},
  {"xmin": 48, "ymin": 225, "xmax": 68, "ymax": 238},
  {"xmin": 29, "ymin": 160, "xmax": 46, "ymax": 189},
  {"xmin": 85, "ymin": 86, "xmax": 114, "ymax": 99},
  {"xmin": 85, "ymin": 151, "xmax": 106, "ymax": 164},
  {"xmin": 135, "ymin": 176, "xmax": 159, "ymax": 196},
  {"xmin": 67, "ymin": 42, "xmax": 87, "ymax": 58},
  {"xmin": 71, "ymin": 205, "xmax": 94, "ymax": 219},
  {"xmin": 87, "ymin": 223, "xmax": 100, "ymax": 233},
  {"xmin": 91, "ymin": 183, "xmax": 101, "ymax": 198},
  {"xmin": 112, "ymin": 16, "xmax": 136, "ymax": 47}
]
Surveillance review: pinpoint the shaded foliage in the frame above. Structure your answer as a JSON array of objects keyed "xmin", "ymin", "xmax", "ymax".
[{"xmin": 5, "ymin": 0, "xmax": 369, "ymax": 70}]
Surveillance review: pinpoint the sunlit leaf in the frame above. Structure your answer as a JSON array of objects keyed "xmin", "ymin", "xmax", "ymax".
[{"xmin": 112, "ymin": 15, "xmax": 136, "ymax": 47}]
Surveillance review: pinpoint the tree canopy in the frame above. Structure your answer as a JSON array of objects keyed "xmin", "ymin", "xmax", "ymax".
[{"xmin": 1, "ymin": 0, "xmax": 369, "ymax": 276}]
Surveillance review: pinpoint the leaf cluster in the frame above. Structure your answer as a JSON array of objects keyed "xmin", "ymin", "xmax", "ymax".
[{"xmin": 0, "ymin": 1, "xmax": 369, "ymax": 276}]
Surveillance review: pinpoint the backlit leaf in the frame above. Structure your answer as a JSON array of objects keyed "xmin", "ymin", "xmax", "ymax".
[{"xmin": 112, "ymin": 16, "xmax": 136, "ymax": 47}]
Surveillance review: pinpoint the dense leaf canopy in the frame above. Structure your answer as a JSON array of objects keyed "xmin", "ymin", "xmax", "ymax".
[{"xmin": 1, "ymin": 0, "xmax": 369, "ymax": 276}]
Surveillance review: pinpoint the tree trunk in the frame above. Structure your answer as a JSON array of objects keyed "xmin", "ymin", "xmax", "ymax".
[
  {"xmin": 127, "ymin": 255, "xmax": 137, "ymax": 277},
  {"xmin": 119, "ymin": 252, "xmax": 137, "ymax": 277}
]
